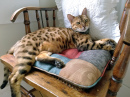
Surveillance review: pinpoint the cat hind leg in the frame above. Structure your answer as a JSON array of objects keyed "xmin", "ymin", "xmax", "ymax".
[{"xmin": 35, "ymin": 51, "xmax": 65, "ymax": 68}]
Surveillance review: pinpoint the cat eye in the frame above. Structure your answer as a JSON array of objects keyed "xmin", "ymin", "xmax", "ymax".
[
  {"xmin": 85, "ymin": 19, "xmax": 88, "ymax": 22},
  {"xmin": 77, "ymin": 22, "xmax": 80, "ymax": 24}
]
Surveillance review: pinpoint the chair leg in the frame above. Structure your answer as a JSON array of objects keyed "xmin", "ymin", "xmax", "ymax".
[
  {"xmin": 106, "ymin": 45, "xmax": 130, "ymax": 97},
  {"xmin": 20, "ymin": 85, "xmax": 35, "ymax": 97}
]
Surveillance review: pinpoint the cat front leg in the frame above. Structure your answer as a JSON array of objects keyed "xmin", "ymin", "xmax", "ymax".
[
  {"xmin": 35, "ymin": 51, "xmax": 65, "ymax": 68},
  {"xmin": 94, "ymin": 39, "xmax": 117, "ymax": 51}
]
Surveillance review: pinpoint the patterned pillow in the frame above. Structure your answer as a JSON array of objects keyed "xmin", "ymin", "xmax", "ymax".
[
  {"xmin": 34, "ymin": 49, "xmax": 111, "ymax": 88},
  {"xmin": 55, "ymin": 0, "xmax": 120, "ymax": 43}
]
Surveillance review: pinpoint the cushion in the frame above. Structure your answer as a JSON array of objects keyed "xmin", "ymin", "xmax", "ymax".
[
  {"xmin": 55, "ymin": 0, "xmax": 120, "ymax": 43},
  {"xmin": 34, "ymin": 49, "xmax": 111, "ymax": 88}
]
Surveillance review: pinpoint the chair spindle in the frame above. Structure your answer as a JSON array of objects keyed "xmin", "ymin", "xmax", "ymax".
[
  {"xmin": 45, "ymin": 10, "xmax": 49, "ymax": 27},
  {"xmin": 23, "ymin": 10, "xmax": 31, "ymax": 34},
  {"xmin": 36, "ymin": 10, "xmax": 41, "ymax": 29},
  {"xmin": 53, "ymin": 10, "xmax": 56, "ymax": 27}
]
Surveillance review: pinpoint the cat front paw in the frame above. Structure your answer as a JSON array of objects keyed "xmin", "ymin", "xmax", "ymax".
[
  {"xmin": 99, "ymin": 39, "xmax": 117, "ymax": 51},
  {"xmin": 104, "ymin": 39, "xmax": 117, "ymax": 50},
  {"xmin": 55, "ymin": 60, "xmax": 65, "ymax": 68}
]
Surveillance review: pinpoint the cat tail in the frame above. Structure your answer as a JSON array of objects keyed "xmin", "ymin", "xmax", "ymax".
[
  {"xmin": 0, "ymin": 41, "xmax": 19, "ymax": 89},
  {"xmin": 0, "ymin": 65, "xmax": 10, "ymax": 89}
]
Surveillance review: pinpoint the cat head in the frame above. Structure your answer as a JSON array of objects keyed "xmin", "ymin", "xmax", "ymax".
[{"xmin": 67, "ymin": 8, "xmax": 90, "ymax": 33}]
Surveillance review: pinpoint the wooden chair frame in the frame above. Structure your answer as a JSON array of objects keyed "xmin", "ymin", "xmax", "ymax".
[{"xmin": 0, "ymin": 1, "xmax": 130, "ymax": 97}]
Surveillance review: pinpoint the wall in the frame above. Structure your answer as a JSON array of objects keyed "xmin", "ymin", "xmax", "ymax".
[
  {"xmin": 39, "ymin": 0, "xmax": 56, "ymax": 7},
  {"xmin": 0, "ymin": 23, "xmax": 38, "ymax": 96}
]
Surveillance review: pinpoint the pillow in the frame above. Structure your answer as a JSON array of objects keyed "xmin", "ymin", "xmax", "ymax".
[
  {"xmin": 34, "ymin": 49, "xmax": 111, "ymax": 88},
  {"xmin": 55, "ymin": 0, "xmax": 120, "ymax": 43}
]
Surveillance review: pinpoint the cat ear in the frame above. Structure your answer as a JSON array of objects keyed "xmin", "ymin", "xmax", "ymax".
[
  {"xmin": 67, "ymin": 14, "xmax": 75, "ymax": 23},
  {"xmin": 82, "ymin": 8, "xmax": 87, "ymax": 15}
]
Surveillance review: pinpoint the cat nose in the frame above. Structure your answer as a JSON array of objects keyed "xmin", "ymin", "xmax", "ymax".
[
  {"xmin": 82, "ymin": 24, "xmax": 86, "ymax": 28},
  {"xmin": 83, "ymin": 25, "xmax": 86, "ymax": 29}
]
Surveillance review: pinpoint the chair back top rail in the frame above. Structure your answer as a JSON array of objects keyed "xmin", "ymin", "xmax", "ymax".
[
  {"xmin": 10, "ymin": 6, "xmax": 58, "ymax": 34},
  {"xmin": 10, "ymin": 6, "xmax": 57, "ymax": 22}
]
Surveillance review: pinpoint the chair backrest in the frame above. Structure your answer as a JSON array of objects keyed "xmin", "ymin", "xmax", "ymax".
[
  {"xmin": 11, "ymin": 6, "xmax": 58, "ymax": 34},
  {"xmin": 110, "ymin": 0, "xmax": 130, "ymax": 67}
]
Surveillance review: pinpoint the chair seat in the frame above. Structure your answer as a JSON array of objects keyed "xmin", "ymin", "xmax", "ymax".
[{"xmin": 0, "ymin": 54, "xmax": 112, "ymax": 97}]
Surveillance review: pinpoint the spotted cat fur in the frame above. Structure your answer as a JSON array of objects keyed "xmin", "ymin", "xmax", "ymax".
[{"xmin": 0, "ymin": 8, "xmax": 116, "ymax": 97}]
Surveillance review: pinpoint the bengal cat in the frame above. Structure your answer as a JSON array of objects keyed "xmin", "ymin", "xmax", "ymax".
[{"xmin": 0, "ymin": 8, "xmax": 116, "ymax": 97}]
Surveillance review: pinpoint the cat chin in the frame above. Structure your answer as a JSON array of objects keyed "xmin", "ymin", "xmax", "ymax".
[
  {"xmin": 82, "ymin": 27, "xmax": 89, "ymax": 32},
  {"xmin": 76, "ymin": 27, "xmax": 89, "ymax": 32}
]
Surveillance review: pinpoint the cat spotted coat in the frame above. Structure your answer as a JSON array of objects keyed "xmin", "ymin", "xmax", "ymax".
[{"xmin": 0, "ymin": 8, "xmax": 116, "ymax": 97}]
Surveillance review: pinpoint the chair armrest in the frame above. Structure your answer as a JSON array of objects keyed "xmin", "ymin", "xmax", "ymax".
[
  {"xmin": 10, "ymin": 6, "xmax": 58, "ymax": 34},
  {"xmin": 10, "ymin": 6, "xmax": 57, "ymax": 22}
]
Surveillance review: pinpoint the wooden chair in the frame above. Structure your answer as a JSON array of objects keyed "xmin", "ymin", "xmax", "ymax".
[{"xmin": 0, "ymin": 0, "xmax": 130, "ymax": 97}]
